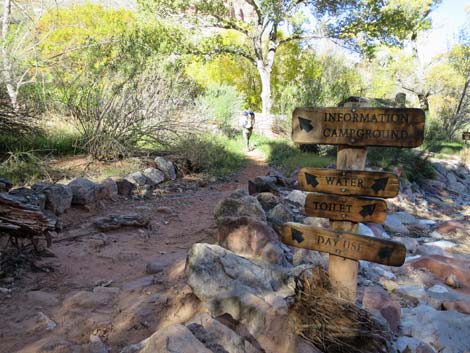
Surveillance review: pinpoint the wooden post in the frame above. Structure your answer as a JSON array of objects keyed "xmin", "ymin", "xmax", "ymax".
[
  {"xmin": 289, "ymin": 104, "xmax": 425, "ymax": 302},
  {"xmin": 329, "ymin": 146, "xmax": 367, "ymax": 301}
]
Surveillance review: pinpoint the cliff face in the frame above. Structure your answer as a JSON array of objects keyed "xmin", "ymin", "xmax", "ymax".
[{"xmin": 224, "ymin": 0, "xmax": 256, "ymax": 21}]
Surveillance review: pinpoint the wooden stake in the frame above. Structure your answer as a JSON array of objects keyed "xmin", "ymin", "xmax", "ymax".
[{"xmin": 328, "ymin": 145, "xmax": 368, "ymax": 301}]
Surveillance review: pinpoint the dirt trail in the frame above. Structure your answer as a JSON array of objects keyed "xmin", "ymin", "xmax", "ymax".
[{"xmin": 0, "ymin": 150, "xmax": 269, "ymax": 353}]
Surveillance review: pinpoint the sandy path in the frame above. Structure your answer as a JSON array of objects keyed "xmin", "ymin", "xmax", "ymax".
[{"xmin": 0, "ymin": 150, "xmax": 269, "ymax": 353}]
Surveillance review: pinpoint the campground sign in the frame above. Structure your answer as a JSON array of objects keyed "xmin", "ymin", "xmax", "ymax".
[
  {"xmin": 292, "ymin": 107, "xmax": 425, "ymax": 147},
  {"xmin": 281, "ymin": 105, "xmax": 426, "ymax": 301}
]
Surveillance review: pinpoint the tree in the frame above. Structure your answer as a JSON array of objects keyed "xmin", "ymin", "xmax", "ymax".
[
  {"xmin": 1, "ymin": 0, "xmax": 41, "ymax": 110},
  {"xmin": 428, "ymin": 42, "xmax": 470, "ymax": 140},
  {"xmin": 140, "ymin": 0, "xmax": 440, "ymax": 115}
]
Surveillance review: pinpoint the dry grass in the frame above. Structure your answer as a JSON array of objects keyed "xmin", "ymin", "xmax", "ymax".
[{"xmin": 291, "ymin": 267, "xmax": 392, "ymax": 353}]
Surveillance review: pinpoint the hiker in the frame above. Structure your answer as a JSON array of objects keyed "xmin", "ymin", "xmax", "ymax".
[{"xmin": 241, "ymin": 110, "xmax": 255, "ymax": 151}]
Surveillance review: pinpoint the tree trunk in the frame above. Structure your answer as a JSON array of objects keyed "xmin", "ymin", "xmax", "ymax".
[
  {"xmin": 258, "ymin": 63, "xmax": 272, "ymax": 115},
  {"xmin": 1, "ymin": 0, "xmax": 18, "ymax": 110}
]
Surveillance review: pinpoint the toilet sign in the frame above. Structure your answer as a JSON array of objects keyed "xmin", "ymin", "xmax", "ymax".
[
  {"xmin": 304, "ymin": 193, "xmax": 387, "ymax": 223},
  {"xmin": 292, "ymin": 107, "xmax": 425, "ymax": 147},
  {"xmin": 281, "ymin": 104, "xmax": 426, "ymax": 301}
]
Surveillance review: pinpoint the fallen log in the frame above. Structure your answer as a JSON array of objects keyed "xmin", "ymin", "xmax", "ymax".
[
  {"xmin": 94, "ymin": 214, "xmax": 150, "ymax": 232},
  {"xmin": 0, "ymin": 192, "xmax": 50, "ymax": 236}
]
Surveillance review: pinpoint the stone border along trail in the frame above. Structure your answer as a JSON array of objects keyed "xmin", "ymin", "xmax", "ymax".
[{"xmin": 0, "ymin": 149, "xmax": 271, "ymax": 353}]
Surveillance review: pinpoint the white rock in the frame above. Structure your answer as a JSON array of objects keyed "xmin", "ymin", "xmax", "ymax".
[
  {"xmin": 394, "ymin": 211, "xmax": 417, "ymax": 224},
  {"xmin": 359, "ymin": 223, "xmax": 375, "ymax": 237},
  {"xmin": 428, "ymin": 285, "xmax": 449, "ymax": 294},
  {"xmin": 401, "ymin": 304, "xmax": 470, "ymax": 352},
  {"xmin": 417, "ymin": 219, "xmax": 437, "ymax": 226},
  {"xmin": 384, "ymin": 214, "xmax": 410, "ymax": 234},
  {"xmin": 396, "ymin": 284, "xmax": 426, "ymax": 300},
  {"xmin": 37, "ymin": 312, "xmax": 57, "ymax": 331},
  {"xmin": 426, "ymin": 240, "xmax": 457, "ymax": 249},
  {"xmin": 429, "ymin": 231, "xmax": 444, "ymax": 239},
  {"xmin": 155, "ymin": 157, "xmax": 176, "ymax": 180},
  {"xmin": 143, "ymin": 168, "xmax": 165, "ymax": 185},
  {"xmin": 285, "ymin": 190, "xmax": 307, "ymax": 207}
]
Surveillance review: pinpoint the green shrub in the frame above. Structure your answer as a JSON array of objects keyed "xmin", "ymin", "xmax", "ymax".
[
  {"xmin": 171, "ymin": 133, "xmax": 246, "ymax": 178},
  {"xmin": 0, "ymin": 151, "xmax": 53, "ymax": 184},
  {"xmin": 367, "ymin": 147, "xmax": 435, "ymax": 184},
  {"xmin": 253, "ymin": 135, "xmax": 335, "ymax": 175},
  {"xmin": 197, "ymin": 84, "xmax": 244, "ymax": 131}
]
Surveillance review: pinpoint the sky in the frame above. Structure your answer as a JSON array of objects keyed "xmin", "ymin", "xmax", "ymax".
[{"xmin": 419, "ymin": 0, "xmax": 469, "ymax": 60}]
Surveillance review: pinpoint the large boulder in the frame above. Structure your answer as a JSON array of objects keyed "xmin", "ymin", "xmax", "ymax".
[
  {"xmin": 401, "ymin": 304, "xmax": 470, "ymax": 353},
  {"xmin": 436, "ymin": 221, "xmax": 465, "ymax": 235},
  {"xmin": 9, "ymin": 187, "xmax": 46, "ymax": 210},
  {"xmin": 267, "ymin": 204, "xmax": 294, "ymax": 229},
  {"xmin": 155, "ymin": 157, "xmax": 177, "ymax": 181},
  {"xmin": 143, "ymin": 168, "xmax": 165, "ymax": 185},
  {"xmin": 100, "ymin": 178, "xmax": 118, "ymax": 200},
  {"xmin": 408, "ymin": 255, "xmax": 470, "ymax": 290},
  {"xmin": 114, "ymin": 178, "xmax": 135, "ymax": 197},
  {"xmin": 187, "ymin": 313, "xmax": 263, "ymax": 353},
  {"xmin": 214, "ymin": 190, "xmax": 266, "ymax": 225},
  {"xmin": 217, "ymin": 216, "xmax": 288, "ymax": 265},
  {"xmin": 256, "ymin": 192, "xmax": 279, "ymax": 212},
  {"xmin": 121, "ymin": 324, "xmax": 212, "ymax": 353},
  {"xmin": 185, "ymin": 243, "xmax": 297, "ymax": 353},
  {"xmin": 125, "ymin": 172, "xmax": 150, "ymax": 187},
  {"xmin": 285, "ymin": 190, "xmax": 307, "ymax": 208},
  {"xmin": 68, "ymin": 178, "xmax": 99, "ymax": 205},
  {"xmin": 383, "ymin": 214, "xmax": 410, "ymax": 234},
  {"xmin": 361, "ymin": 286, "xmax": 401, "ymax": 333},
  {"xmin": 32, "ymin": 183, "xmax": 73, "ymax": 215}
]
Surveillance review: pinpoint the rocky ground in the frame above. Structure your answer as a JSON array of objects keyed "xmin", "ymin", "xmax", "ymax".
[{"xmin": 1, "ymin": 151, "xmax": 470, "ymax": 353}]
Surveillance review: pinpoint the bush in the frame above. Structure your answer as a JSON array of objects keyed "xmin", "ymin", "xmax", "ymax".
[
  {"xmin": 367, "ymin": 147, "xmax": 435, "ymax": 184},
  {"xmin": 0, "ymin": 151, "xmax": 54, "ymax": 184},
  {"xmin": 197, "ymin": 84, "xmax": 244, "ymax": 132},
  {"xmin": 253, "ymin": 135, "xmax": 335, "ymax": 175},
  {"xmin": 68, "ymin": 65, "xmax": 205, "ymax": 160},
  {"xmin": 171, "ymin": 133, "xmax": 246, "ymax": 177}
]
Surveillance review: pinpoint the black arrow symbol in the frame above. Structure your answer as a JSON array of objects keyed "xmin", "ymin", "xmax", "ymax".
[
  {"xmin": 360, "ymin": 204, "xmax": 376, "ymax": 218},
  {"xmin": 378, "ymin": 247, "xmax": 393, "ymax": 260},
  {"xmin": 291, "ymin": 228, "xmax": 305, "ymax": 243},
  {"xmin": 371, "ymin": 177, "xmax": 389, "ymax": 193},
  {"xmin": 305, "ymin": 173, "xmax": 319, "ymax": 188},
  {"xmin": 298, "ymin": 117, "xmax": 313, "ymax": 133}
]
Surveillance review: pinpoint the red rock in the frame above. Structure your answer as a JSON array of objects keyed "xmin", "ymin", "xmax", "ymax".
[
  {"xmin": 218, "ymin": 216, "xmax": 286, "ymax": 265},
  {"xmin": 442, "ymin": 300, "xmax": 470, "ymax": 315},
  {"xmin": 437, "ymin": 220, "xmax": 465, "ymax": 234},
  {"xmin": 409, "ymin": 255, "xmax": 470, "ymax": 290},
  {"xmin": 361, "ymin": 286, "xmax": 401, "ymax": 333}
]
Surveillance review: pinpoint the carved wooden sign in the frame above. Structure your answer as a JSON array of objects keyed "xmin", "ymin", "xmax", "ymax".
[
  {"xmin": 281, "ymin": 222, "xmax": 406, "ymax": 266},
  {"xmin": 463, "ymin": 132, "xmax": 470, "ymax": 141},
  {"xmin": 299, "ymin": 168, "xmax": 399, "ymax": 198},
  {"xmin": 292, "ymin": 107, "xmax": 425, "ymax": 147},
  {"xmin": 305, "ymin": 193, "xmax": 387, "ymax": 223}
]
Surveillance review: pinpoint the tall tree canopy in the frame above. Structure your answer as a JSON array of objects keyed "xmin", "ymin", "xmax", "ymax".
[{"xmin": 140, "ymin": 0, "xmax": 440, "ymax": 115}]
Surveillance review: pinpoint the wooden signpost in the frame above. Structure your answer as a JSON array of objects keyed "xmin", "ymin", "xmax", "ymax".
[
  {"xmin": 299, "ymin": 168, "xmax": 399, "ymax": 198},
  {"xmin": 283, "ymin": 105, "xmax": 425, "ymax": 301},
  {"xmin": 280, "ymin": 223, "xmax": 406, "ymax": 266},
  {"xmin": 292, "ymin": 107, "xmax": 425, "ymax": 147},
  {"xmin": 304, "ymin": 193, "xmax": 387, "ymax": 223}
]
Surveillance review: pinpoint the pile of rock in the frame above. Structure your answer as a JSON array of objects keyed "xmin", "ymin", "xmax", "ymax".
[{"xmin": 117, "ymin": 156, "xmax": 178, "ymax": 198}]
